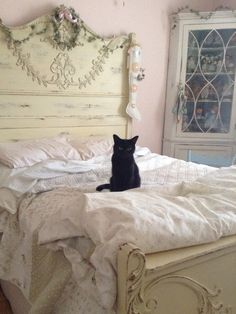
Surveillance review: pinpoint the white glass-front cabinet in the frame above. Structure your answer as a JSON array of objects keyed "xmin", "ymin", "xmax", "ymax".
[{"xmin": 163, "ymin": 11, "xmax": 236, "ymax": 167}]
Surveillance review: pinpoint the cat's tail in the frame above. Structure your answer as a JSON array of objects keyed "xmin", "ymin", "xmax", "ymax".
[{"xmin": 96, "ymin": 184, "xmax": 110, "ymax": 191}]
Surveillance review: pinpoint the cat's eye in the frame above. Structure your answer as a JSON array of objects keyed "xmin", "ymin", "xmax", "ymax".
[
  {"xmin": 126, "ymin": 147, "xmax": 132, "ymax": 151},
  {"xmin": 118, "ymin": 146, "xmax": 124, "ymax": 151}
]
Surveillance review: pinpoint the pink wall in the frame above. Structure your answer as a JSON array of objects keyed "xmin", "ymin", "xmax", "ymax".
[
  {"xmin": 0, "ymin": 0, "xmax": 215, "ymax": 152},
  {"xmin": 215, "ymin": 0, "xmax": 236, "ymax": 10}
]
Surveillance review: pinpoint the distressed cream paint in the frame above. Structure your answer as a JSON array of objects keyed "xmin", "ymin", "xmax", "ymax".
[
  {"xmin": 0, "ymin": 0, "xmax": 216, "ymax": 152},
  {"xmin": 0, "ymin": 8, "xmax": 136, "ymax": 141}
]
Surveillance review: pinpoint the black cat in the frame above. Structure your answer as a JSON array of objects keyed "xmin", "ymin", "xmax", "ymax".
[{"xmin": 96, "ymin": 134, "xmax": 141, "ymax": 192}]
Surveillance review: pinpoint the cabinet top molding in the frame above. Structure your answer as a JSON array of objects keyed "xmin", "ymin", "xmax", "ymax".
[
  {"xmin": 171, "ymin": 9, "xmax": 236, "ymax": 30},
  {"xmin": 172, "ymin": 8, "xmax": 236, "ymax": 21}
]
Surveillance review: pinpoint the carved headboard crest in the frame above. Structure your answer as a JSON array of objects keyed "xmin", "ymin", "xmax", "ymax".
[{"xmin": 0, "ymin": 5, "xmax": 131, "ymax": 90}]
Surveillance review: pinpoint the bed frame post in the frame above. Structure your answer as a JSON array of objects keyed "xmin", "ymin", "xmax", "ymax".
[{"xmin": 117, "ymin": 243, "xmax": 146, "ymax": 314}]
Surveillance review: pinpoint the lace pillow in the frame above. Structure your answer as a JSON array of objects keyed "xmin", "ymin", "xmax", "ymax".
[
  {"xmin": 69, "ymin": 136, "xmax": 113, "ymax": 160},
  {"xmin": 0, "ymin": 136, "xmax": 81, "ymax": 168}
]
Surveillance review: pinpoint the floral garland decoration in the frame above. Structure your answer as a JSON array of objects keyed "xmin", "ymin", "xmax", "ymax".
[
  {"xmin": 0, "ymin": 6, "xmax": 107, "ymax": 50},
  {"xmin": 0, "ymin": 5, "xmax": 130, "ymax": 90},
  {"xmin": 0, "ymin": 20, "xmax": 47, "ymax": 46},
  {"xmin": 52, "ymin": 5, "xmax": 81, "ymax": 50},
  {"xmin": 0, "ymin": 6, "xmax": 81, "ymax": 50}
]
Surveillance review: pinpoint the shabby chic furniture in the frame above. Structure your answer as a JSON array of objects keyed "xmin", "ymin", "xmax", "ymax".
[{"xmin": 163, "ymin": 10, "xmax": 236, "ymax": 167}]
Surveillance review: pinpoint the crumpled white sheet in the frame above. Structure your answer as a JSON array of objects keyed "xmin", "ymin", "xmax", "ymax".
[
  {"xmin": 0, "ymin": 150, "xmax": 219, "ymax": 312},
  {"xmin": 0, "ymin": 147, "xmax": 151, "ymax": 213},
  {"xmin": 0, "ymin": 149, "xmax": 213, "ymax": 214},
  {"xmin": 37, "ymin": 166, "xmax": 236, "ymax": 309}
]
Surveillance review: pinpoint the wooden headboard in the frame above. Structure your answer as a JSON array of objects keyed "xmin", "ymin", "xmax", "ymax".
[{"xmin": 0, "ymin": 5, "xmax": 134, "ymax": 142}]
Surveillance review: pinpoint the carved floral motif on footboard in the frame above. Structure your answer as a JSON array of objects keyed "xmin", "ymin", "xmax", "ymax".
[{"xmin": 118, "ymin": 243, "xmax": 234, "ymax": 314}]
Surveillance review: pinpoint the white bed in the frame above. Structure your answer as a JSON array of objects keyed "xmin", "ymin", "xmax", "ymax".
[{"xmin": 0, "ymin": 6, "xmax": 236, "ymax": 314}]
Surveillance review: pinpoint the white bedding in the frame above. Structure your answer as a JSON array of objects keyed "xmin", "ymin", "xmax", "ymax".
[
  {"xmin": 2, "ymin": 150, "xmax": 234, "ymax": 313},
  {"xmin": 39, "ymin": 166, "xmax": 236, "ymax": 309}
]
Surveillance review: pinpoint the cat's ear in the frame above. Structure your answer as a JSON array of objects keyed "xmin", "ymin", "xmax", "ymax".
[
  {"xmin": 113, "ymin": 134, "xmax": 120, "ymax": 143},
  {"xmin": 131, "ymin": 135, "xmax": 139, "ymax": 144}
]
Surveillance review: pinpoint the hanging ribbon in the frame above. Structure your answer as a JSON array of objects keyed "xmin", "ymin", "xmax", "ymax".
[
  {"xmin": 126, "ymin": 34, "xmax": 144, "ymax": 121},
  {"xmin": 172, "ymin": 83, "xmax": 187, "ymax": 122}
]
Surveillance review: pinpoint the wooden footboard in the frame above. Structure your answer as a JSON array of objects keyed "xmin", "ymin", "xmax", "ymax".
[{"xmin": 117, "ymin": 235, "xmax": 236, "ymax": 314}]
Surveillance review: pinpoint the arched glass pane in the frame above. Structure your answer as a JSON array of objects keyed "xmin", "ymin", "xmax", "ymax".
[{"xmin": 182, "ymin": 28, "xmax": 236, "ymax": 134}]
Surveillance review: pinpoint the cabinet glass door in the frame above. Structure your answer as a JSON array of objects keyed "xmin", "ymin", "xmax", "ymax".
[{"xmin": 182, "ymin": 28, "xmax": 236, "ymax": 134}]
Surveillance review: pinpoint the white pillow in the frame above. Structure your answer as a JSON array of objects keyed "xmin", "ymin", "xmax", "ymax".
[
  {"xmin": 0, "ymin": 136, "xmax": 81, "ymax": 168},
  {"xmin": 69, "ymin": 136, "xmax": 113, "ymax": 160}
]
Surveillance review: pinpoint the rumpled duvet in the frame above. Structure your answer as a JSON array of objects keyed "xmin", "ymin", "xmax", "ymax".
[
  {"xmin": 38, "ymin": 166, "xmax": 236, "ymax": 309},
  {"xmin": 1, "ymin": 152, "xmax": 236, "ymax": 313}
]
